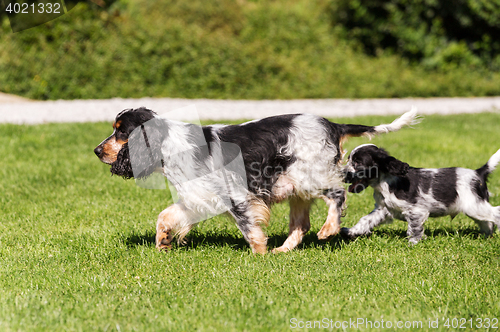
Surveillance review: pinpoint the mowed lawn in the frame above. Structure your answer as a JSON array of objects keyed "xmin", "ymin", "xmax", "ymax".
[{"xmin": 1, "ymin": 112, "xmax": 499, "ymax": 331}]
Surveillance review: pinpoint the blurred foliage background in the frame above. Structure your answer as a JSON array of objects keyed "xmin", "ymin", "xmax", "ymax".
[{"xmin": 1, "ymin": 0, "xmax": 499, "ymax": 100}]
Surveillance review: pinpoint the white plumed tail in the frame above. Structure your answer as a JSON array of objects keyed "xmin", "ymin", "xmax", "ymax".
[{"xmin": 373, "ymin": 106, "xmax": 420, "ymax": 134}]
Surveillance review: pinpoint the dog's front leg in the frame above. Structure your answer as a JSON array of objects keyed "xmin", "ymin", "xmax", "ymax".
[
  {"xmin": 341, "ymin": 205, "xmax": 391, "ymax": 239},
  {"xmin": 156, "ymin": 204, "xmax": 190, "ymax": 251},
  {"xmin": 317, "ymin": 188, "xmax": 346, "ymax": 240},
  {"xmin": 405, "ymin": 211, "xmax": 429, "ymax": 245},
  {"xmin": 272, "ymin": 198, "xmax": 311, "ymax": 253}
]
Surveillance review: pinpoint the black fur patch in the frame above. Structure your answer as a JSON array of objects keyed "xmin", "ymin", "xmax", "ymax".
[
  {"xmin": 388, "ymin": 168, "xmax": 420, "ymax": 204},
  {"xmin": 419, "ymin": 170, "xmax": 433, "ymax": 194},
  {"xmin": 202, "ymin": 126, "xmax": 215, "ymax": 156},
  {"xmin": 389, "ymin": 168, "xmax": 434, "ymax": 203},
  {"xmin": 474, "ymin": 164, "xmax": 491, "ymax": 201},
  {"xmin": 341, "ymin": 124, "xmax": 376, "ymax": 137},
  {"xmin": 431, "ymin": 168, "xmax": 458, "ymax": 207},
  {"xmin": 217, "ymin": 115, "xmax": 298, "ymax": 200},
  {"xmin": 115, "ymin": 107, "xmax": 157, "ymax": 140},
  {"xmin": 472, "ymin": 177, "xmax": 489, "ymax": 201}
]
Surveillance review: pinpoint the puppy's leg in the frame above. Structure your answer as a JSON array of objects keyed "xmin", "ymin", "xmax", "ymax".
[
  {"xmin": 464, "ymin": 203, "xmax": 500, "ymax": 237},
  {"xmin": 272, "ymin": 198, "xmax": 311, "ymax": 253},
  {"xmin": 231, "ymin": 200, "xmax": 270, "ymax": 254},
  {"xmin": 495, "ymin": 206, "xmax": 500, "ymax": 232},
  {"xmin": 341, "ymin": 206, "xmax": 392, "ymax": 239},
  {"xmin": 156, "ymin": 204, "xmax": 191, "ymax": 251},
  {"xmin": 405, "ymin": 211, "xmax": 429, "ymax": 245},
  {"xmin": 475, "ymin": 219, "xmax": 495, "ymax": 236},
  {"xmin": 317, "ymin": 188, "xmax": 346, "ymax": 240}
]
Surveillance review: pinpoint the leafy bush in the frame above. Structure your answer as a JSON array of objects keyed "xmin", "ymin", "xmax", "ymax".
[
  {"xmin": 329, "ymin": 0, "xmax": 500, "ymax": 70},
  {"xmin": 1, "ymin": 0, "xmax": 500, "ymax": 100}
]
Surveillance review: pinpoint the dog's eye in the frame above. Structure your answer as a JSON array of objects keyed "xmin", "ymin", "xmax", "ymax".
[{"xmin": 115, "ymin": 129, "xmax": 128, "ymax": 141}]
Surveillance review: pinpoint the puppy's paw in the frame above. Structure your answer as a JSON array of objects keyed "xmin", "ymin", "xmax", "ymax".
[
  {"xmin": 408, "ymin": 238, "xmax": 420, "ymax": 246},
  {"xmin": 339, "ymin": 227, "xmax": 357, "ymax": 239}
]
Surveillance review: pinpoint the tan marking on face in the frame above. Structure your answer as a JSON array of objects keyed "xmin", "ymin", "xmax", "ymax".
[
  {"xmin": 113, "ymin": 120, "xmax": 122, "ymax": 129},
  {"xmin": 98, "ymin": 136, "xmax": 128, "ymax": 164}
]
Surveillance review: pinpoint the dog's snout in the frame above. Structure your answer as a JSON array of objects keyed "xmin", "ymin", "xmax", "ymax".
[
  {"xmin": 342, "ymin": 166, "xmax": 355, "ymax": 183},
  {"xmin": 94, "ymin": 145, "xmax": 103, "ymax": 157},
  {"xmin": 344, "ymin": 171, "xmax": 354, "ymax": 183}
]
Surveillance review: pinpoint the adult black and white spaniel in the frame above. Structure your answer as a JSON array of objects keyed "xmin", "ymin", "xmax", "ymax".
[
  {"xmin": 94, "ymin": 108, "xmax": 418, "ymax": 253},
  {"xmin": 343, "ymin": 144, "xmax": 500, "ymax": 244}
]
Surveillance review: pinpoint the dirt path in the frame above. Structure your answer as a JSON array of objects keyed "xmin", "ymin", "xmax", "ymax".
[{"xmin": 0, "ymin": 94, "xmax": 499, "ymax": 124}]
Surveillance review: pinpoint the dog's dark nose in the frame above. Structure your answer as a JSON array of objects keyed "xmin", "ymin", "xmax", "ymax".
[
  {"xmin": 94, "ymin": 146, "xmax": 103, "ymax": 157},
  {"xmin": 344, "ymin": 171, "xmax": 354, "ymax": 183}
]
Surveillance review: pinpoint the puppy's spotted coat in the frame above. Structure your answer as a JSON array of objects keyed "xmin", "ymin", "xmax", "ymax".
[{"xmin": 343, "ymin": 144, "xmax": 500, "ymax": 244}]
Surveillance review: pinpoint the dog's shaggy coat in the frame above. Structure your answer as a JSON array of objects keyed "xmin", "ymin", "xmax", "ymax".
[{"xmin": 94, "ymin": 108, "xmax": 418, "ymax": 253}]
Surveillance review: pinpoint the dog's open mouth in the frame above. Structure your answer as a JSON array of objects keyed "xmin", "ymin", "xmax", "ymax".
[{"xmin": 348, "ymin": 178, "xmax": 369, "ymax": 193}]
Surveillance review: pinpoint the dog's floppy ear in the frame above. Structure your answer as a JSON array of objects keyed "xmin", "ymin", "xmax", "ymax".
[
  {"xmin": 384, "ymin": 156, "xmax": 409, "ymax": 176},
  {"xmin": 110, "ymin": 143, "xmax": 134, "ymax": 178},
  {"xmin": 128, "ymin": 118, "xmax": 168, "ymax": 178}
]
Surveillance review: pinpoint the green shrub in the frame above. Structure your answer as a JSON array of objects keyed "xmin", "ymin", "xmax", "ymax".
[
  {"xmin": 1, "ymin": 0, "xmax": 500, "ymax": 100},
  {"xmin": 329, "ymin": 0, "xmax": 500, "ymax": 70}
]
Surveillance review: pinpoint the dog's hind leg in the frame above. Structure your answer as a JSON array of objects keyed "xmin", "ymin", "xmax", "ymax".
[
  {"xmin": 272, "ymin": 198, "xmax": 312, "ymax": 253},
  {"xmin": 474, "ymin": 219, "xmax": 495, "ymax": 236},
  {"xmin": 340, "ymin": 205, "xmax": 392, "ymax": 239},
  {"xmin": 231, "ymin": 199, "xmax": 270, "ymax": 254},
  {"xmin": 464, "ymin": 203, "xmax": 500, "ymax": 237},
  {"xmin": 495, "ymin": 206, "xmax": 500, "ymax": 233},
  {"xmin": 156, "ymin": 204, "xmax": 192, "ymax": 251},
  {"xmin": 317, "ymin": 188, "xmax": 346, "ymax": 240},
  {"xmin": 495, "ymin": 206, "xmax": 500, "ymax": 231}
]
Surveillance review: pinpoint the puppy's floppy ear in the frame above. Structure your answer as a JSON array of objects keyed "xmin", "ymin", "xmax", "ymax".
[
  {"xmin": 128, "ymin": 118, "xmax": 168, "ymax": 178},
  {"xmin": 372, "ymin": 147, "xmax": 409, "ymax": 176},
  {"xmin": 384, "ymin": 156, "xmax": 409, "ymax": 176}
]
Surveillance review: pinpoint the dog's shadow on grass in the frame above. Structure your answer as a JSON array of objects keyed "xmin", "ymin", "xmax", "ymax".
[
  {"xmin": 425, "ymin": 227, "xmax": 485, "ymax": 239},
  {"xmin": 124, "ymin": 226, "xmax": 486, "ymax": 251},
  {"xmin": 125, "ymin": 231, "xmax": 252, "ymax": 251},
  {"xmin": 350, "ymin": 226, "xmax": 486, "ymax": 242},
  {"xmin": 124, "ymin": 230, "xmax": 349, "ymax": 252}
]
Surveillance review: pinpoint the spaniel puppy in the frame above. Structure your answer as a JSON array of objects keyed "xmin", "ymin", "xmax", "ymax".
[
  {"xmin": 343, "ymin": 144, "xmax": 500, "ymax": 244},
  {"xmin": 94, "ymin": 108, "xmax": 418, "ymax": 253}
]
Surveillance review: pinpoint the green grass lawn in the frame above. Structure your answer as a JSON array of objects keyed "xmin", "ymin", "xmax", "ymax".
[{"xmin": 1, "ymin": 113, "xmax": 499, "ymax": 331}]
